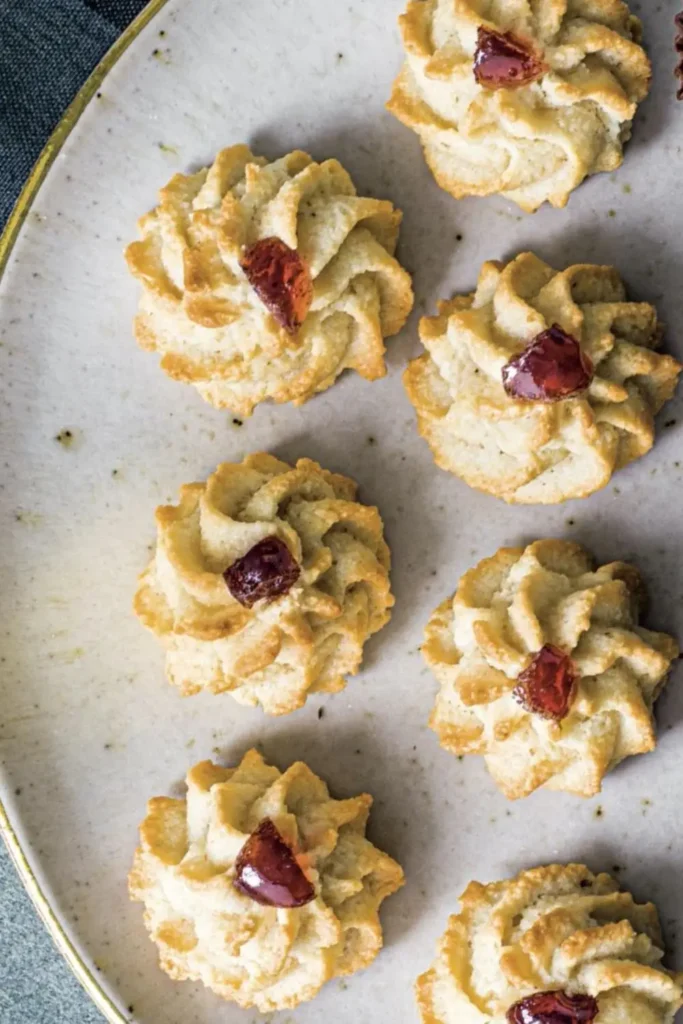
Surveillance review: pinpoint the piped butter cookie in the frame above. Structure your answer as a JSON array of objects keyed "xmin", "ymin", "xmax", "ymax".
[
  {"xmin": 130, "ymin": 749, "xmax": 404, "ymax": 1012},
  {"xmin": 125, "ymin": 145, "xmax": 413, "ymax": 415},
  {"xmin": 405, "ymin": 253, "xmax": 681, "ymax": 505},
  {"xmin": 134, "ymin": 453, "xmax": 393, "ymax": 714},
  {"xmin": 416, "ymin": 864, "xmax": 683, "ymax": 1023},
  {"xmin": 388, "ymin": 0, "xmax": 651, "ymax": 211},
  {"xmin": 424, "ymin": 539, "xmax": 678, "ymax": 798}
]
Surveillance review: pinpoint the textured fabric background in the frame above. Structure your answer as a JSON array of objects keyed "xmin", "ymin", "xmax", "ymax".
[
  {"xmin": 0, "ymin": 0, "xmax": 148, "ymax": 225},
  {"xmin": 1, "ymin": 2, "xmax": 147, "ymax": 1020}
]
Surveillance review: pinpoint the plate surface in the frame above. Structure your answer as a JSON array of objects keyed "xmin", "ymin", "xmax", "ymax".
[{"xmin": 1, "ymin": 1, "xmax": 683, "ymax": 1021}]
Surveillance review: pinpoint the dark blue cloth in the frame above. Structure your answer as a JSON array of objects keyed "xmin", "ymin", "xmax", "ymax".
[{"xmin": 0, "ymin": 0, "xmax": 148, "ymax": 227}]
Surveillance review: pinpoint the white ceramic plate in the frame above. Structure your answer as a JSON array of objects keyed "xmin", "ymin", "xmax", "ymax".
[{"xmin": 2, "ymin": 1, "xmax": 683, "ymax": 1021}]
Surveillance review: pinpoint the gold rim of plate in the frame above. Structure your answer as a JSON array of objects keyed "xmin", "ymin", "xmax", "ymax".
[{"xmin": 0, "ymin": 1, "xmax": 169, "ymax": 1020}]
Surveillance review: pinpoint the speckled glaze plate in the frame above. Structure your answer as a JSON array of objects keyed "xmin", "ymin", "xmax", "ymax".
[{"xmin": 2, "ymin": 1, "xmax": 683, "ymax": 1022}]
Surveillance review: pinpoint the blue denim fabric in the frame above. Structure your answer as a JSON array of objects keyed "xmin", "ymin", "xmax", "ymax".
[{"xmin": 0, "ymin": 0, "xmax": 148, "ymax": 227}]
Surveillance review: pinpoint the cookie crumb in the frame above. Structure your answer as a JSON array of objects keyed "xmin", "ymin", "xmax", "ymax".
[{"xmin": 54, "ymin": 428, "xmax": 76, "ymax": 447}]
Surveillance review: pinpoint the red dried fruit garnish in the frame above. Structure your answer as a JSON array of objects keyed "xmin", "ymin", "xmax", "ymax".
[
  {"xmin": 676, "ymin": 13, "xmax": 683, "ymax": 100},
  {"xmin": 234, "ymin": 818, "xmax": 315, "ymax": 908},
  {"xmin": 513, "ymin": 645, "xmax": 577, "ymax": 721},
  {"xmin": 474, "ymin": 27, "xmax": 546, "ymax": 89},
  {"xmin": 224, "ymin": 536, "xmax": 300, "ymax": 608},
  {"xmin": 507, "ymin": 990, "xmax": 599, "ymax": 1024},
  {"xmin": 240, "ymin": 236, "xmax": 313, "ymax": 334},
  {"xmin": 502, "ymin": 324, "xmax": 593, "ymax": 402}
]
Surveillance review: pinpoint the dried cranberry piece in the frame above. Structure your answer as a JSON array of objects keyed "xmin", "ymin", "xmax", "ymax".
[
  {"xmin": 234, "ymin": 818, "xmax": 315, "ymax": 908},
  {"xmin": 474, "ymin": 27, "xmax": 546, "ymax": 89},
  {"xmin": 507, "ymin": 991, "xmax": 599, "ymax": 1024},
  {"xmin": 502, "ymin": 325, "xmax": 593, "ymax": 402},
  {"xmin": 224, "ymin": 536, "xmax": 300, "ymax": 608},
  {"xmin": 240, "ymin": 237, "xmax": 313, "ymax": 334},
  {"xmin": 513, "ymin": 645, "xmax": 576, "ymax": 721}
]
